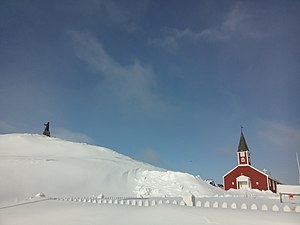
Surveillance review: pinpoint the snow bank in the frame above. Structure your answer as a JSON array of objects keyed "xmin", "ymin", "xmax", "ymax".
[
  {"xmin": 133, "ymin": 170, "xmax": 222, "ymax": 197},
  {"xmin": 0, "ymin": 133, "xmax": 222, "ymax": 202}
]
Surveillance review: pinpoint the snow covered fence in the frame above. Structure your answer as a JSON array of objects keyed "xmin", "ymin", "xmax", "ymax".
[
  {"xmin": 54, "ymin": 196, "xmax": 183, "ymax": 207},
  {"xmin": 96, "ymin": 196, "xmax": 184, "ymax": 207},
  {"xmin": 194, "ymin": 197, "xmax": 300, "ymax": 213},
  {"xmin": 53, "ymin": 195, "xmax": 300, "ymax": 213}
]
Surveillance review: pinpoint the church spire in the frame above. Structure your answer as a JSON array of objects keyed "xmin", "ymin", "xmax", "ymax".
[
  {"xmin": 237, "ymin": 127, "xmax": 251, "ymax": 165},
  {"xmin": 238, "ymin": 127, "xmax": 249, "ymax": 152}
]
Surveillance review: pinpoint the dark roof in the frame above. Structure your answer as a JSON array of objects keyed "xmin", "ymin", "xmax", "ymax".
[{"xmin": 238, "ymin": 131, "xmax": 249, "ymax": 152}]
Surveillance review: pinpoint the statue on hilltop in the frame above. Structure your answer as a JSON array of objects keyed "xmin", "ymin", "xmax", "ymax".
[{"xmin": 43, "ymin": 122, "xmax": 50, "ymax": 137}]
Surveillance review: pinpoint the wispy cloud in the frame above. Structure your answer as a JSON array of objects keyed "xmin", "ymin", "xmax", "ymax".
[
  {"xmin": 59, "ymin": 0, "xmax": 148, "ymax": 32},
  {"xmin": 150, "ymin": 2, "xmax": 268, "ymax": 49},
  {"xmin": 69, "ymin": 31, "xmax": 164, "ymax": 112},
  {"xmin": 255, "ymin": 120, "xmax": 300, "ymax": 184},
  {"xmin": 103, "ymin": 0, "xmax": 147, "ymax": 32},
  {"xmin": 52, "ymin": 127, "xmax": 95, "ymax": 144},
  {"xmin": 150, "ymin": 26, "xmax": 230, "ymax": 49},
  {"xmin": 257, "ymin": 121, "xmax": 300, "ymax": 153}
]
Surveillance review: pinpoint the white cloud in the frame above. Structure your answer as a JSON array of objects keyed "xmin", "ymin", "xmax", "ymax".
[
  {"xmin": 69, "ymin": 31, "xmax": 164, "ymax": 112},
  {"xmin": 52, "ymin": 127, "xmax": 94, "ymax": 144}
]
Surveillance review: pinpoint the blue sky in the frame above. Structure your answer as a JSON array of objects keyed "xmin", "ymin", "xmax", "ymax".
[{"xmin": 0, "ymin": 0, "xmax": 299, "ymax": 184}]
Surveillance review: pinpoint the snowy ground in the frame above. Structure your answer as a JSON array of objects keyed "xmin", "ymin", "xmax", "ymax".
[
  {"xmin": 0, "ymin": 134, "xmax": 299, "ymax": 225},
  {"xmin": 1, "ymin": 199, "xmax": 299, "ymax": 225}
]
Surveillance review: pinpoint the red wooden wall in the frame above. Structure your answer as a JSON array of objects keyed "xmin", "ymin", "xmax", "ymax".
[{"xmin": 224, "ymin": 166, "xmax": 269, "ymax": 191}]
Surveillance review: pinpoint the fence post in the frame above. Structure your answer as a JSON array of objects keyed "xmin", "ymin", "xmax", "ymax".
[
  {"xmin": 241, "ymin": 203, "xmax": 247, "ymax": 210},
  {"xmin": 231, "ymin": 203, "xmax": 237, "ymax": 209},
  {"xmin": 213, "ymin": 202, "xmax": 219, "ymax": 208},
  {"xmin": 182, "ymin": 194, "xmax": 195, "ymax": 207},
  {"xmin": 138, "ymin": 200, "xmax": 143, "ymax": 206},
  {"xmin": 204, "ymin": 201, "xmax": 210, "ymax": 208},
  {"xmin": 272, "ymin": 205, "xmax": 279, "ymax": 212},
  {"xmin": 262, "ymin": 204, "xmax": 268, "ymax": 211},
  {"xmin": 222, "ymin": 202, "xmax": 228, "ymax": 209},
  {"xmin": 283, "ymin": 205, "xmax": 291, "ymax": 212},
  {"xmin": 180, "ymin": 201, "xmax": 186, "ymax": 206},
  {"xmin": 251, "ymin": 204, "xmax": 257, "ymax": 210}
]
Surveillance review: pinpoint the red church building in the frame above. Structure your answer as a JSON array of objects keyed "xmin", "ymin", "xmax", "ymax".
[{"xmin": 223, "ymin": 130, "xmax": 281, "ymax": 193}]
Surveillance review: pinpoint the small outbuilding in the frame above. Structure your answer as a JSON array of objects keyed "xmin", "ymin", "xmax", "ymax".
[{"xmin": 223, "ymin": 130, "xmax": 281, "ymax": 193}]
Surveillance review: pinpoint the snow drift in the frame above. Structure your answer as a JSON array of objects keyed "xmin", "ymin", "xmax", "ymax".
[{"xmin": 0, "ymin": 133, "xmax": 222, "ymax": 202}]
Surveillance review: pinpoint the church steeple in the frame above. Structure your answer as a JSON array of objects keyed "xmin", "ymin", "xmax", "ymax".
[
  {"xmin": 238, "ymin": 130, "xmax": 249, "ymax": 152},
  {"xmin": 237, "ymin": 127, "xmax": 251, "ymax": 165}
]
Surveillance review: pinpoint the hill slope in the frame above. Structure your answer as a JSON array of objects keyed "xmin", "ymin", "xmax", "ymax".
[{"xmin": 0, "ymin": 134, "xmax": 222, "ymax": 202}]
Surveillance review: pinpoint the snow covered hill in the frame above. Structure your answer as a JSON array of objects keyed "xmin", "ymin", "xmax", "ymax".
[
  {"xmin": 0, "ymin": 133, "xmax": 222, "ymax": 203},
  {"xmin": 1, "ymin": 134, "xmax": 299, "ymax": 225}
]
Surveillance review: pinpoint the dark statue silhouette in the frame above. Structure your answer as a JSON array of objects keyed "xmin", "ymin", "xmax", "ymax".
[{"xmin": 43, "ymin": 122, "xmax": 50, "ymax": 137}]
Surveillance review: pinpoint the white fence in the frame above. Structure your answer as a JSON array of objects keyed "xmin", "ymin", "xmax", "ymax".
[
  {"xmin": 51, "ymin": 196, "xmax": 300, "ymax": 213},
  {"xmin": 194, "ymin": 198, "xmax": 300, "ymax": 213}
]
